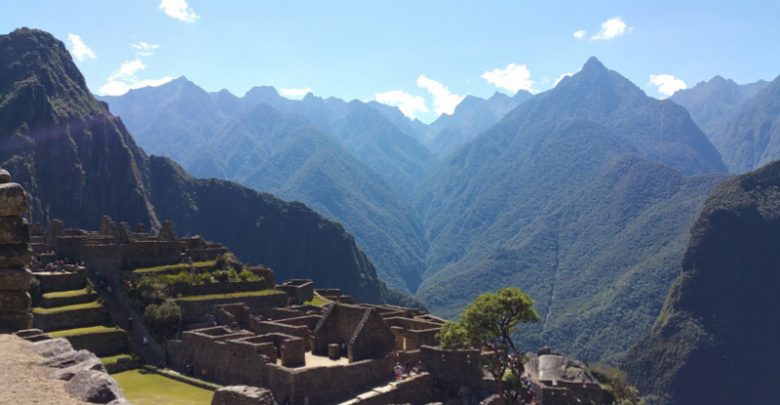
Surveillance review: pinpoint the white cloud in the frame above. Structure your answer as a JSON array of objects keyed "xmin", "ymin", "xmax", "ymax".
[
  {"xmin": 99, "ymin": 59, "xmax": 174, "ymax": 96},
  {"xmin": 279, "ymin": 87, "xmax": 312, "ymax": 99},
  {"xmin": 591, "ymin": 17, "xmax": 631, "ymax": 41},
  {"xmin": 554, "ymin": 72, "xmax": 573, "ymax": 87},
  {"xmin": 416, "ymin": 75, "xmax": 464, "ymax": 116},
  {"xmin": 573, "ymin": 30, "xmax": 587, "ymax": 40},
  {"xmin": 159, "ymin": 0, "xmax": 199, "ymax": 23},
  {"xmin": 480, "ymin": 63, "xmax": 536, "ymax": 94},
  {"xmin": 375, "ymin": 90, "xmax": 428, "ymax": 119},
  {"xmin": 131, "ymin": 41, "xmax": 159, "ymax": 57},
  {"xmin": 67, "ymin": 33, "xmax": 96, "ymax": 62},
  {"xmin": 648, "ymin": 74, "xmax": 687, "ymax": 97}
]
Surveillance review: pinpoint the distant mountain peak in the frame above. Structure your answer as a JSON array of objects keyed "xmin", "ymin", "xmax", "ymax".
[
  {"xmin": 581, "ymin": 56, "xmax": 607, "ymax": 73},
  {"xmin": 245, "ymin": 85, "xmax": 280, "ymax": 98}
]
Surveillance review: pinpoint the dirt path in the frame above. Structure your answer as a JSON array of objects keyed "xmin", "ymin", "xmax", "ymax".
[{"xmin": 0, "ymin": 333, "xmax": 89, "ymax": 405}]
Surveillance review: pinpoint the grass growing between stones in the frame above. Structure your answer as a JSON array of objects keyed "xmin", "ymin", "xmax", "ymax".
[
  {"xmin": 304, "ymin": 293, "xmax": 331, "ymax": 307},
  {"xmin": 176, "ymin": 289, "xmax": 286, "ymax": 301},
  {"xmin": 134, "ymin": 260, "xmax": 217, "ymax": 275},
  {"xmin": 31, "ymin": 300, "xmax": 102, "ymax": 314},
  {"xmin": 48, "ymin": 325, "xmax": 123, "ymax": 337},
  {"xmin": 114, "ymin": 369, "xmax": 214, "ymax": 405},
  {"xmin": 42, "ymin": 287, "xmax": 93, "ymax": 299}
]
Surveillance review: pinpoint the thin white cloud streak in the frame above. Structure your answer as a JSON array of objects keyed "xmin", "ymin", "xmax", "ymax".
[
  {"xmin": 573, "ymin": 30, "xmax": 586, "ymax": 40},
  {"xmin": 67, "ymin": 33, "xmax": 96, "ymax": 62},
  {"xmin": 279, "ymin": 87, "xmax": 313, "ymax": 99},
  {"xmin": 131, "ymin": 41, "xmax": 160, "ymax": 57},
  {"xmin": 99, "ymin": 59, "xmax": 174, "ymax": 96}
]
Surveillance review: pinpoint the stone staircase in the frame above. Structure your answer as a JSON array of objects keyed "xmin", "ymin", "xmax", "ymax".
[{"xmin": 31, "ymin": 270, "xmax": 138, "ymax": 373}]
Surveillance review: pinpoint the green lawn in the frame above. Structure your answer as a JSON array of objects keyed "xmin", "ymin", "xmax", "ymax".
[
  {"xmin": 176, "ymin": 289, "xmax": 286, "ymax": 301},
  {"xmin": 32, "ymin": 300, "xmax": 103, "ymax": 314},
  {"xmin": 113, "ymin": 369, "xmax": 214, "ymax": 405},
  {"xmin": 134, "ymin": 260, "xmax": 217, "ymax": 275},
  {"xmin": 100, "ymin": 353, "xmax": 134, "ymax": 366},
  {"xmin": 42, "ymin": 287, "xmax": 93, "ymax": 299},
  {"xmin": 48, "ymin": 325, "xmax": 123, "ymax": 337}
]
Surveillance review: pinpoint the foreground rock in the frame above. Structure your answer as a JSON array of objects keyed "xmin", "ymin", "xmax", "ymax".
[
  {"xmin": 65, "ymin": 369, "xmax": 124, "ymax": 404},
  {"xmin": 212, "ymin": 385, "xmax": 278, "ymax": 405}
]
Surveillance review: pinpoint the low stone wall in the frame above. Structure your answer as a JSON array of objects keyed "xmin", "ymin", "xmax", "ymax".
[
  {"xmin": 347, "ymin": 373, "xmax": 434, "ymax": 405},
  {"xmin": 250, "ymin": 320, "xmax": 312, "ymax": 351},
  {"xmin": 36, "ymin": 267, "xmax": 87, "ymax": 292},
  {"xmin": 33, "ymin": 306, "xmax": 109, "ymax": 331},
  {"xmin": 67, "ymin": 329, "xmax": 127, "ymax": 357},
  {"xmin": 188, "ymin": 247, "xmax": 227, "ymax": 262},
  {"xmin": 278, "ymin": 280, "xmax": 314, "ymax": 305},
  {"xmin": 420, "ymin": 345, "xmax": 483, "ymax": 388},
  {"xmin": 171, "ymin": 280, "xmax": 269, "ymax": 297},
  {"xmin": 177, "ymin": 293, "xmax": 288, "ymax": 323},
  {"xmin": 41, "ymin": 290, "xmax": 97, "ymax": 308}
]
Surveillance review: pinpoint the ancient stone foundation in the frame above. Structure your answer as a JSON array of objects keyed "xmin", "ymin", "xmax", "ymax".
[{"xmin": 0, "ymin": 169, "xmax": 33, "ymax": 331}]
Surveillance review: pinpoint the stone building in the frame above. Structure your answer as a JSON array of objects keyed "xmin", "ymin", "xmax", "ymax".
[
  {"xmin": 312, "ymin": 303, "xmax": 396, "ymax": 362},
  {"xmin": 524, "ymin": 352, "xmax": 604, "ymax": 405},
  {"xmin": 0, "ymin": 169, "xmax": 34, "ymax": 331}
]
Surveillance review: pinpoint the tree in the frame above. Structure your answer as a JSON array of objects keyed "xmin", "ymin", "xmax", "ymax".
[
  {"xmin": 439, "ymin": 287, "xmax": 540, "ymax": 404},
  {"xmin": 144, "ymin": 299, "xmax": 182, "ymax": 339}
]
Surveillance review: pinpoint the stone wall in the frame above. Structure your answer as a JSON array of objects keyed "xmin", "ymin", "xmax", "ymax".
[
  {"xmin": 177, "ymin": 292, "xmax": 288, "ymax": 323},
  {"xmin": 420, "ymin": 346, "xmax": 483, "ymax": 389},
  {"xmin": 278, "ymin": 279, "xmax": 314, "ymax": 305},
  {"xmin": 66, "ymin": 329, "xmax": 127, "ymax": 357},
  {"xmin": 0, "ymin": 171, "xmax": 33, "ymax": 331},
  {"xmin": 346, "ymin": 373, "xmax": 434, "ymax": 405},
  {"xmin": 33, "ymin": 306, "xmax": 109, "ymax": 331},
  {"xmin": 170, "ymin": 280, "xmax": 269, "ymax": 297},
  {"xmin": 36, "ymin": 267, "xmax": 87, "ymax": 292}
]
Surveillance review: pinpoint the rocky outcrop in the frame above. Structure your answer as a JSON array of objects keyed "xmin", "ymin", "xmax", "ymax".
[
  {"xmin": 22, "ymin": 332, "xmax": 126, "ymax": 404},
  {"xmin": 623, "ymin": 160, "xmax": 780, "ymax": 404},
  {"xmin": 212, "ymin": 385, "xmax": 278, "ymax": 405},
  {"xmin": 0, "ymin": 169, "xmax": 33, "ymax": 331}
]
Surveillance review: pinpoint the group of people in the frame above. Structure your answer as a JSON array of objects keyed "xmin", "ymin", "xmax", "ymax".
[
  {"xmin": 43, "ymin": 258, "xmax": 80, "ymax": 273},
  {"xmin": 393, "ymin": 360, "xmax": 424, "ymax": 381}
]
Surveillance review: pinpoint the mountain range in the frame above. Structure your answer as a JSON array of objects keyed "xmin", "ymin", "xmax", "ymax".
[
  {"xmin": 623, "ymin": 160, "xmax": 780, "ymax": 405},
  {"xmin": 0, "ymin": 27, "xmax": 405, "ymax": 305}
]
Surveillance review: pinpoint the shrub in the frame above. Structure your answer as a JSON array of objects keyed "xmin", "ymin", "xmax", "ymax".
[
  {"xmin": 591, "ymin": 364, "xmax": 644, "ymax": 405},
  {"xmin": 144, "ymin": 299, "xmax": 182, "ymax": 339}
]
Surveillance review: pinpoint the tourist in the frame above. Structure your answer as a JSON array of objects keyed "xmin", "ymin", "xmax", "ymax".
[{"xmin": 142, "ymin": 336, "xmax": 148, "ymax": 346}]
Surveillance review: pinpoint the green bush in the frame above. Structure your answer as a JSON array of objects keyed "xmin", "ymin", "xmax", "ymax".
[
  {"xmin": 591, "ymin": 364, "xmax": 644, "ymax": 405},
  {"xmin": 144, "ymin": 299, "xmax": 182, "ymax": 338}
]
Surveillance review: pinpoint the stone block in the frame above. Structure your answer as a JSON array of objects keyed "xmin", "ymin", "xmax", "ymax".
[
  {"xmin": 0, "ymin": 267, "xmax": 33, "ymax": 291},
  {"xmin": 65, "ymin": 369, "xmax": 124, "ymax": 404},
  {"xmin": 42, "ymin": 349, "xmax": 98, "ymax": 369},
  {"xmin": 0, "ymin": 244, "xmax": 32, "ymax": 268},
  {"xmin": 54, "ymin": 357, "xmax": 107, "ymax": 381},
  {"xmin": 0, "ymin": 311, "xmax": 32, "ymax": 330},
  {"xmin": 212, "ymin": 385, "xmax": 278, "ymax": 405},
  {"xmin": 0, "ymin": 290, "xmax": 31, "ymax": 312},
  {"xmin": 31, "ymin": 337, "xmax": 74, "ymax": 358},
  {"xmin": 0, "ymin": 216, "xmax": 29, "ymax": 245},
  {"xmin": 0, "ymin": 183, "xmax": 27, "ymax": 217}
]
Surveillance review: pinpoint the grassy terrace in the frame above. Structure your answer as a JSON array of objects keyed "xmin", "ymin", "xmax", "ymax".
[
  {"xmin": 42, "ymin": 287, "xmax": 93, "ymax": 299},
  {"xmin": 176, "ymin": 289, "xmax": 286, "ymax": 302},
  {"xmin": 32, "ymin": 300, "xmax": 102, "ymax": 314},
  {"xmin": 100, "ymin": 353, "xmax": 134, "ymax": 366},
  {"xmin": 114, "ymin": 369, "xmax": 214, "ymax": 405},
  {"xmin": 305, "ymin": 294, "xmax": 331, "ymax": 307},
  {"xmin": 133, "ymin": 260, "xmax": 217, "ymax": 275},
  {"xmin": 48, "ymin": 325, "xmax": 123, "ymax": 337}
]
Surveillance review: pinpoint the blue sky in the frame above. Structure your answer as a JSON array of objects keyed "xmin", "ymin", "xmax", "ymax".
[{"xmin": 2, "ymin": 0, "xmax": 779, "ymax": 123}]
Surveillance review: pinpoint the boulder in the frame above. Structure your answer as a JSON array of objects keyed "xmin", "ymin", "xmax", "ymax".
[
  {"xmin": 212, "ymin": 385, "xmax": 278, "ymax": 405},
  {"xmin": 0, "ymin": 216, "xmax": 29, "ymax": 245},
  {"xmin": 54, "ymin": 357, "xmax": 107, "ymax": 381},
  {"xmin": 31, "ymin": 337, "xmax": 74, "ymax": 358},
  {"xmin": 0, "ymin": 311, "xmax": 32, "ymax": 330},
  {"xmin": 0, "ymin": 169, "xmax": 11, "ymax": 183},
  {"xmin": 0, "ymin": 268, "xmax": 33, "ymax": 291},
  {"xmin": 0, "ymin": 244, "xmax": 32, "ymax": 268},
  {"xmin": 0, "ymin": 183, "xmax": 27, "ymax": 217},
  {"xmin": 0, "ymin": 291, "xmax": 31, "ymax": 312},
  {"xmin": 42, "ymin": 349, "xmax": 98, "ymax": 369},
  {"xmin": 65, "ymin": 369, "xmax": 124, "ymax": 404}
]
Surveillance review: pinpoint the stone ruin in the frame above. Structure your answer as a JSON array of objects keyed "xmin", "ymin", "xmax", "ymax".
[{"xmin": 0, "ymin": 169, "xmax": 34, "ymax": 331}]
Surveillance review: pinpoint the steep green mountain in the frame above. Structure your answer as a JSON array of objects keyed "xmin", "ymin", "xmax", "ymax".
[
  {"xmin": 424, "ymin": 91, "xmax": 532, "ymax": 159},
  {"xmin": 712, "ymin": 75, "xmax": 780, "ymax": 173},
  {"xmin": 623, "ymin": 161, "xmax": 780, "ymax": 405},
  {"xmin": 0, "ymin": 27, "xmax": 398, "ymax": 304},
  {"xmin": 671, "ymin": 76, "xmax": 770, "ymax": 170},
  {"xmin": 187, "ymin": 103, "xmax": 427, "ymax": 292},
  {"xmin": 104, "ymin": 80, "xmax": 431, "ymax": 293},
  {"xmin": 416, "ymin": 57, "xmax": 727, "ymax": 361}
]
